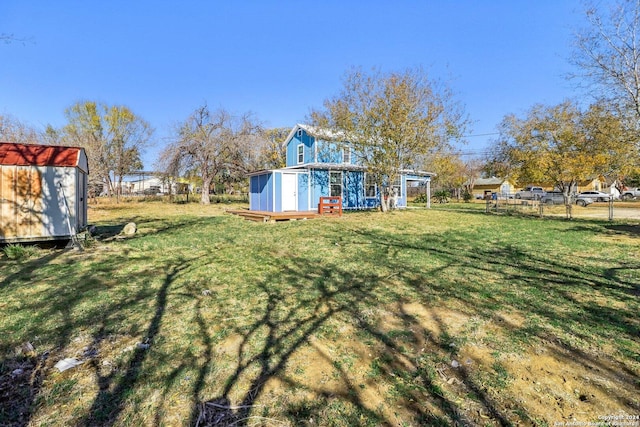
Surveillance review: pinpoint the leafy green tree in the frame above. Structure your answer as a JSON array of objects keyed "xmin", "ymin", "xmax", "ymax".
[
  {"xmin": 490, "ymin": 101, "xmax": 636, "ymax": 217},
  {"xmin": 423, "ymin": 151, "xmax": 483, "ymax": 200},
  {"xmin": 42, "ymin": 124, "xmax": 62, "ymax": 146},
  {"xmin": 310, "ymin": 67, "xmax": 468, "ymax": 212},
  {"xmin": 63, "ymin": 101, "xmax": 152, "ymax": 200},
  {"xmin": 259, "ymin": 127, "xmax": 288, "ymax": 169}
]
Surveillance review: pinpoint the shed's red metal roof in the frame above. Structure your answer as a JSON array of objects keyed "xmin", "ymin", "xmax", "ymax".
[{"xmin": 0, "ymin": 142, "xmax": 82, "ymax": 167}]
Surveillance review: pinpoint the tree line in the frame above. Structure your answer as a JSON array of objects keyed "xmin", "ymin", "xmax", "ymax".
[
  {"xmin": 0, "ymin": 104, "xmax": 287, "ymax": 204},
  {"xmin": 3, "ymin": 0, "xmax": 640, "ymax": 209}
]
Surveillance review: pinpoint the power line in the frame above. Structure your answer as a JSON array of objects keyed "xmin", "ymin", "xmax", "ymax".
[{"xmin": 460, "ymin": 132, "xmax": 500, "ymax": 138}]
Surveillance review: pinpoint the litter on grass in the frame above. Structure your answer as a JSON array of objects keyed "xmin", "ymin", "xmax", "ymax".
[{"xmin": 54, "ymin": 358, "xmax": 83, "ymax": 372}]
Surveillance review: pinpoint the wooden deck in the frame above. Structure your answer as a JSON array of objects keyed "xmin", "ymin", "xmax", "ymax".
[{"xmin": 226, "ymin": 209, "xmax": 320, "ymax": 223}]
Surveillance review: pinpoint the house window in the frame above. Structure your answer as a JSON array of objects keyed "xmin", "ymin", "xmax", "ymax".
[
  {"xmin": 391, "ymin": 176, "xmax": 402, "ymax": 198},
  {"xmin": 343, "ymin": 146, "xmax": 351, "ymax": 164},
  {"xmin": 297, "ymin": 128, "xmax": 303, "ymax": 137},
  {"xmin": 330, "ymin": 171, "xmax": 342, "ymax": 197},
  {"xmin": 365, "ymin": 174, "xmax": 377, "ymax": 198},
  {"xmin": 297, "ymin": 144, "xmax": 304, "ymax": 164}
]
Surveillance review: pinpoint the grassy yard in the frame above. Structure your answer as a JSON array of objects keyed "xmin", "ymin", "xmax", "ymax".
[{"xmin": 1, "ymin": 200, "xmax": 639, "ymax": 426}]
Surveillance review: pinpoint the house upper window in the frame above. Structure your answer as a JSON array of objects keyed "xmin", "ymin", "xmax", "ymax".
[
  {"xmin": 343, "ymin": 146, "xmax": 351, "ymax": 164},
  {"xmin": 365, "ymin": 174, "xmax": 377, "ymax": 198},
  {"xmin": 297, "ymin": 144, "xmax": 304, "ymax": 164}
]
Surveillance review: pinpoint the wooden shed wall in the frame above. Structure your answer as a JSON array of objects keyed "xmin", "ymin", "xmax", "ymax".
[{"xmin": 0, "ymin": 165, "xmax": 86, "ymax": 242}]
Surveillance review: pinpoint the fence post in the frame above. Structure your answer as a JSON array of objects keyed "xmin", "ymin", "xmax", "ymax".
[
  {"xmin": 539, "ymin": 200, "xmax": 544, "ymax": 218},
  {"xmin": 609, "ymin": 197, "xmax": 614, "ymax": 221}
]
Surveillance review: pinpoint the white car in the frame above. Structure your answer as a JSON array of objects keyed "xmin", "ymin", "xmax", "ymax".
[{"xmin": 577, "ymin": 191, "xmax": 611, "ymax": 202}]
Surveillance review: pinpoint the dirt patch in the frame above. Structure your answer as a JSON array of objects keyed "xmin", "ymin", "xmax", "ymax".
[{"xmin": 241, "ymin": 304, "xmax": 640, "ymax": 425}]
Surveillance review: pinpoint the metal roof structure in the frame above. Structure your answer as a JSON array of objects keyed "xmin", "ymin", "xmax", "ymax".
[{"xmin": 0, "ymin": 142, "xmax": 84, "ymax": 169}]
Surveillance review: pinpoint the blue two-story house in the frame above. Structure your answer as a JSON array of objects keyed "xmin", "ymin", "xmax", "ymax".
[{"xmin": 248, "ymin": 124, "xmax": 433, "ymax": 212}]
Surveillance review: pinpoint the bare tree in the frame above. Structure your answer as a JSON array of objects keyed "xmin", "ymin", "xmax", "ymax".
[
  {"xmin": 41, "ymin": 124, "xmax": 62, "ymax": 146},
  {"xmin": 572, "ymin": 0, "xmax": 640, "ymax": 122},
  {"xmin": 0, "ymin": 114, "xmax": 40, "ymax": 144},
  {"xmin": 104, "ymin": 106, "xmax": 151, "ymax": 200},
  {"xmin": 159, "ymin": 105, "xmax": 261, "ymax": 204},
  {"xmin": 0, "ymin": 33, "xmax": 31, "ymax": 45},
  {"xmin": 460, "ymin": 159, "xmax": 485, "ymax": 199}
]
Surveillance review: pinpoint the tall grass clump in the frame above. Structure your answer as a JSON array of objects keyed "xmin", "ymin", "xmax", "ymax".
[{"xmin": 2, "ymin": 243, "xmax": 40, "ymax": 260}]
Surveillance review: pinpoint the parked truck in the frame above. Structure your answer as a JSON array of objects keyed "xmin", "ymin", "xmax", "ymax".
[
  {"xmin": 621, "ymin": 188, "xmax": 640, "ymax": 200},
  {"xmin": 514, "ymin": 186, "xmax": 545, "ymax": 200}
]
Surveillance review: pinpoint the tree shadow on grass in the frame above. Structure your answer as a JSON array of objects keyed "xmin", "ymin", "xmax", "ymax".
[
  {"xmin": 76, "ymin": 260, "xmax": 190, "ymax": 426},
  {"xmin": 3, "ymin": 211, "xmax": 639, "ymax": 425},
  {"xmin": 360, "ymin": 227, "xmax": 640, "ymax": 411},
  {"xmin": 190, "ymin": 254, "xmax": 507, "ymax": 426},
  {"xmin": 605, "ymin": 223, "xmax": 640, "ymax": 236},
  {"xmin": 191, "ymin": 222, "xmax": 639, "ymax": 426},
  {"xmin": 0, "ymin": 215, "xmax": 215, "ymax": 427}
]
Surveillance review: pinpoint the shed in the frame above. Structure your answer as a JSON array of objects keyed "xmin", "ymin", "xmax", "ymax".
[{"xmin": 0, "ymin": 142, "xmax": 88, "ymax": 243}]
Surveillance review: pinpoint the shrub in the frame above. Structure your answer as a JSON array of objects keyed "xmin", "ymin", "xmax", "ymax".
[
  {"xmin": 463, "ymin": 191, "xmax": 473, "ymax": 203},
  {"xmin": 434, "ymin": 190, "xmax": 450, "ymax": 204},
  {"xmin": 3, "ymin": 244, "xmax": 40, "ymax": 260},
  {"xmin": 413, "ymin": 193, "xmax": 429, "ymax": 204}
]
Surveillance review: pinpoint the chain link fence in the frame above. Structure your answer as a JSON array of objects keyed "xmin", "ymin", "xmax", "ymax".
[{"xmin": 483, "ymin": 193, "xmax": 619, "ymax": 220}]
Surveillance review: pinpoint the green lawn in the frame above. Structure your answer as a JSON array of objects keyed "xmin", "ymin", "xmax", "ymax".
[{"xmin": 1, "ymin": 200, "xmax": 639, "ymax": 426}]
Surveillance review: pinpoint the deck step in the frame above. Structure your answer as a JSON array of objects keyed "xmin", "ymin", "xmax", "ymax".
[{"xmin": 226, "ymin": 210, "xmax": 320, "ymax": 222}]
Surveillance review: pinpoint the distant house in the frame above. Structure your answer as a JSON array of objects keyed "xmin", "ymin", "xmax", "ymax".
[
  {"xmin": 576, "ymin": 177, "xmax": 604, "ymax": 193},
  {"xmin": 0, "ymin": 142, "xmax": 88, "ymax": 243},
  {"xmin": 248, "ymin": 124, "xmax": 433, "ymax": 212},
  {"xmin": 120, "ymin": 171, "xmax": 166, "ymax": 195},
  {"xmin": 470, "ymin": 177, "xmax": 515, "ymax": 198}
]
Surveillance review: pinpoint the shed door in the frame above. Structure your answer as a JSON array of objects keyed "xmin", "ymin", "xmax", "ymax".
[
  {"xmin": 282, "ymin": 173, "xmax": 297, "ymax": 211},
  {"xmin": 77, "ymin": 172, "xmax": 87, "ymax": 229}
]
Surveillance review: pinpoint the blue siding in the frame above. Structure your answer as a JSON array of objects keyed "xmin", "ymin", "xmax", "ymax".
[
  {"xmin": 250, "ymin": 169, "xmax": 418, "ymax": 212},
  {"xmin": 344, "ymin": 171, "xmax": 364, "ymax": 209},
  {"xmin": 316, "ymin": 140, "xmax": 342, "ymax": 163},
  {"xmin": 274, "ymin": 172, "xmax": 282, "ymax": 212},
  {"xmin": 250, "ymin": 176, "xmax": 259, "ymax": 210},
  {"xmin": 285, "ymin": 126, "xmax": 355, "ymax": 167},
  {"xmin": 397, "ymin": 175, "xmax": 407, "ymax": 208},
  {"xmin": 310, "ymin": 169, "xmax": 329, "ymax": 209},
  {"xmin": 286, "ymin": 128, "xmax": 315, "ymax": 167},
  {"xmin": 298, "ymin": 173, "xmax": 309, "ymax": 211},
  {"xmin": 250, "ymin": 172, "xmax": 274, "ymax": 211},
  {"xmin": 364, "ymin": 197, "xmax": 380, "ymax": 209}
]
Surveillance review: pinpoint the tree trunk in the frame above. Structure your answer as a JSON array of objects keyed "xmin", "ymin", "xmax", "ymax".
[
  {"xmin": 380, "ymin": 191, "xmax": 389, "ymax": 212},
  {"xmin": 201, "ymin": 177, "xmax": 212, "ymax": 204},
  {"xmin": 116, "ymin": 176, "xmax": 122, "ymax": 203}
]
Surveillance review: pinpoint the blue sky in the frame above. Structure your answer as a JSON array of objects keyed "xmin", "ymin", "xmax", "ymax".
[{"xmin": 1, "ymin": 1, "xmax": 594, "ymax": 169}]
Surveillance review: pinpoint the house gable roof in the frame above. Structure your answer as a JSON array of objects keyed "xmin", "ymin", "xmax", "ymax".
[
  {"xmin": 474, "ymin": 177, "xmax": 508, "ymax": 186},
  {"xmin": 0, "ymin": 142, "xmax": 84, "ymax": 169},
  {"xmin": 282, "ymin": 124, "xmax": 344, "ymax": 148}
]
